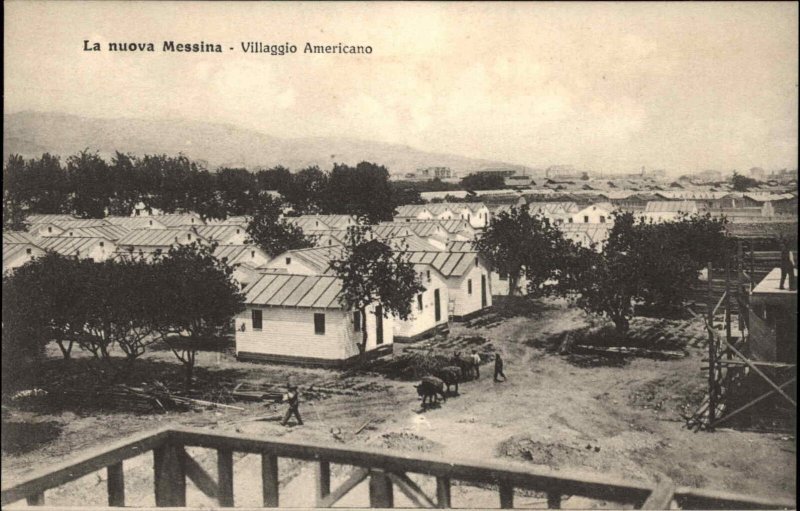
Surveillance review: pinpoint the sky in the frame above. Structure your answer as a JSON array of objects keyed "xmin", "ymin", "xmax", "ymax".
[{"xmin": 4, "ymin": 1, "xmax": 798, "ymax": 174}]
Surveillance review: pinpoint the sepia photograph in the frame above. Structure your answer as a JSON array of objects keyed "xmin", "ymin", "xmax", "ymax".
[{"xmin": 2, "ymin": 1, "xmax": 797, "ymax": 509}]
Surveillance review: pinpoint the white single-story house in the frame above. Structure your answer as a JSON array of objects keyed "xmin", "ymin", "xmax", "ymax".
[
  {"xmin": 395, "ymin": 205, "xmax": 434, "ymax": 222},
  {"xmin": 60, "ymin": 225, "xmax": 131, "ymax": 242},
  {"xmin": 527, "ymin": 202, "xmax": 579, "ymax": 225},
  {"xmin": 570, "ymin": 203, "xmax": 615, "ymax": 225},
  {"xmin": 152, "ymin": 213, "xmax": 205, "ymax": 228},
  {"xmin": 405, "ymin": 251, "xmax": 493, "ymax": 320},
  {"xmin": 235, "ymin": 273, "xmax": 393, "ymax": 366},
  {"xmin": 24, "ymin": 214, "xmax": 77, "ymax": 225},
  {"xmin": 393, "ymin": 263, "xmax": 450, "ymax": 342},
  {"xmin": 213, "ymin": 244, "xmax": 272, "ymax": 287},
  {"xmin": 30, "ymin": 223, "xmax": 66, "ymax": 238},
  {"xmin": 117, "ymin": 228, "xmax": 208, "ymax": 249},
  {"xmin": 446, "ymin": 240, "xmax": 528, "ymax": 296},
  {"xmin": 459, "ymin": 203, "xmax": 491, "ymax": 229},
  {"xmin": 559, "ymin": 224, "xmax": 612, "ymax": 250},
  {"xmin": 2, "ymin": 243, "xmax": 45, "ymax": 273}
]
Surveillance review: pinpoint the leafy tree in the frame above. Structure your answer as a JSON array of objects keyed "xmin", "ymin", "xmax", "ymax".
[
  {"xmin": 391, "ymin": 185, "xmax": 425, "ymax": 206},
  {"xmin": 3, "ymin": 194, "xmax": 27, "ymax": 231},
  {"xmin": 284, "ymin": 165, "xmax": 328, "ymax": 214},
  {"xmin": 189, "ymin": 169, "xmax": 225, "ymax": 221},
  {"xmin": 26, "ymin": 153, "xmax": 69, "ymax": 213},
  {"xmin": 66, "ymin": 149, "xmax": 112, "ymax": 218},
  {"xmin": 255, "ymin": 165, "xmax": 293, "ymax": 196},
  {"xmin": 474, "ymin": 205, "xmax": 568, "ymax": 296},
  {"xmin": 152, "ymin": 242, "xmax": 245, "ymax": 386},
  {"xmin": 321, "ymin": 162, "xmax": 395, "ymax": 222},
  {"xmin": 245, "ymin": 196, "xmax": 316, "ymax": 257},
  {"xmin": 108, "ymin": 152, "xmax": 140, "ymax": 216},
  {"xmin": 731, "ymin": 171, "xmax": 759, "ymax": 192},
  {"xmin": 460, "ymin": 172, "xmax": 506, "ymax": 190},
  {"xmin": 329, "ymin": 227, "xmax": 425, "ymax": 355},
  {"xmin": 216, "ymin": 167, "xmax": 256, "ymax": 216}
]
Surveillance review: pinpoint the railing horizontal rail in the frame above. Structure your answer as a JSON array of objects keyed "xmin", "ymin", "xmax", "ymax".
[
  {"xmin": 0, "ymin": 427, "xmax": 172, "ymax": 506},
  {"xmin": 170, "ymin": 427, "xmax": 654, "ymax": 505},
  {"xmin": 674, "ymin": 487, "xmax": 796, "ymax": 510}
]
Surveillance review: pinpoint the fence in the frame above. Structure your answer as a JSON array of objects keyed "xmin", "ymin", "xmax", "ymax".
[{"xmin": 1, "ymin": 427, "xmax": 794, "ymax": 509}]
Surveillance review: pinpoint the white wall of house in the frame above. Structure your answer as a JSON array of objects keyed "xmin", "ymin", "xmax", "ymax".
[
  {"xmin": 3, "ymin": 246, "xmax": 45, "ymax": 273},
  {"xmin": 492, "ymin": 271, "xmax": 529, "ymax": 296},
  {"xmin": 394, "ymin": 269, "xmax": 449, "ymax": 339},
  {"xmin": 265, "ymin": 255, "xmax": 320, "ymax": 275},
  {"xmin": 448, "ymin": 260, "xmax": 493, "ymax": 317},
  {"xmin": 33, "ymin": 224, "xmax": 64, "ymax": 237},
  {"xmin": 86, "ymin": 240, "xmax": 117, "ymax": 261},
  {"xmin": 571, "ymin": 205, "xmax": 613, "ymax": 224},
  {"xmin": 233, "ymin": 247, "xmax": 271, "ymax": 268},
  {"xmin": 465, "ymin": 206, "xmax": 491, "ymax": 229},
  {"xmin": 235, "ymin": 303, "xmax": 392, "ymax": 363}
]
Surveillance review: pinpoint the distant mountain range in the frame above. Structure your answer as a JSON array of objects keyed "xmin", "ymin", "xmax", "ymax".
[{"xmin": 3, "ymin": 111, "xmax": 536, "ymax": 176}]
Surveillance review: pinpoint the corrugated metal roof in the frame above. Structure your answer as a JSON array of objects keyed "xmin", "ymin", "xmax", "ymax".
[
  {"xmin": 3, "ymin": 243, "xmax": 45, "ymax": 269},
  {"xmin": 405, "ymin": 250, "xmax": 480, "ymax": 277},
  {"xmin": 52, "ymin": 219, "xmax": 111, "ymax": 229},
  {"xmin": 528, "ymin": 202, "xmax": 580, "ymax": 215},
  {"xmin": 4, "ymin": 232, "xmax": 40, "ymax": 245},
  {"xmin": 438, "ymin": 219, "xmax": 474, "ymax": 233},
  {"xmin": 644, "ymin": 201, "xmax": 698, "ymax": 213},
  {"xmin": 117, "ymin": 228, "xmax": 204, "ymax": 247},
  {"xmin": 213, "ymin": 245, "xmax": 269, "ymax": 267},
  {"xmin": 395, "ymin": 205, "xmax": 431, "ymax": 218},
  {"xmin": 25, "ymin": 214, "xmax": 77, "ymax": 224},
  {"xmin": 37, "ymin": 237, "xmax": 108, "ymax": 256},
  {"xmin": 244, "ymin": 273, "xmax": 343, "ymax": 309},
  {"xmin": 195, "ymin": 225, "xmax": 245, "ymax": 241},
  {"xmin": 61, "ymin": 225, "xmax": 131, "ymax": 241},
  {"xmin": 106, "ymin": 216, "xmax": 168, "ymax": 229},
  {"xmin": 447, "ymin": 240, "xmax": 477, "ymax": 252},
  {"xmin": 204, "ymin": 216, "xmax": 250, "ymax": 226},
  {"xmin": 153, "ymin": 214, "xmax": 204, "ymax": 227}
]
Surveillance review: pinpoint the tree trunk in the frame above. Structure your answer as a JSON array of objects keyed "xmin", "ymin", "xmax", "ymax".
[
  {"xmin": 184, "ymin": 350, "xmax": 196, "ymax": 388},
  {"xmin": 508, "ymin": 273, "xmax": 519, "ymax": 297},
  {"xmin": 56, "ymin": 339, "xmax": 73, "ymax": 361},
  {"xmin": 359, "ymin": 307, "xmax": 368, "ymax": 355},
  {"xmin": 612, "ymin": 315, "xmax": 630, "ymax": 339}
]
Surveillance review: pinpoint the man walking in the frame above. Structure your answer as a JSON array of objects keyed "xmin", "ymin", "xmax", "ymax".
[
  {"xmin": 494, "ymin": 353, "xmax": 507, "ymax": 382},
  {"xmin": 471, "ymin": 350, "xmax": 481, "ymax": 379},
  {"xmin": 779, "ymin": 238, "xmax": 796, "ymax": 291},
  {"xmin": 280, "ymin": 384, "xmax": 303, "ymax": 426}
]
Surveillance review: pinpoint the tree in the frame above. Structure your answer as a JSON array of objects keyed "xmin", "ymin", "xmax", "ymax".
[
  {"xmin": 216, "ymin": 167, "xmax": 256, "ymax": 216},
  {"xmin": 255, "ymin": 166, "xmax": 293, "ymax": 196},
  {"xmin": 108, "ymin": 152, "xmax": 140, "ymax": 216},
  {"xmin": 321, "ymin": 162, "xmax": 395, "ymax": 222},
  {"xmin": 460, "ymin": 172, "xmax": 506, "ymax": 190},
  {"xmin": 3, "ymin": 194, "xmax": 27, "ymax": 231},
  {"xmin": 731, "ymin": 171, "xmax": 759, "ymax": 192},
  {"xmin": 474, "ymin": 205, "xmax": 568, "ymax": 296},
  {"xmin": 152, "ymin": 242, "xmax": 245, "ymax": 386},
  {"xmin": 66, "ymin": 149, "xmax": 112, "ymax": 218},
  {"xmin": 329, "ymin": 227, "xmax": 425, "ymax": 355},
  {"xmin": 245, "ymin": 196, "xmax": 316, "ymax": 257},
  {"xmin": 284, "ymin": 166, "xmax": 328, "ymax": 214}
]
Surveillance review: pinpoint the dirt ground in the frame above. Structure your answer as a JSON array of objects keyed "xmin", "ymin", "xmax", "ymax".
[{"xmin": 2, "ymin": 298, "xmax": 795, "ymax": 508}]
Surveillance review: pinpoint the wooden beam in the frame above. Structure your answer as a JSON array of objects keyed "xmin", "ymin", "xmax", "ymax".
[
  {"xmin": 369, "ymin": 469, "xmax": 394, "ymax": 508},
  {"xmin": 436, "ymin": 476, "xmax": 451, "ymax": 508},
  {"xmin": 674, "ymin": 486, "xmax": 796, "ymax": 510},
  {"xmin": 261, "ymin": 453, "xmax": 279, "ymax": 507},
  {"xmin": 217, "ymin": 448, "xmax": 234, "ymax": 507},
  {"xmin": 722, "ymin": 338, "xmax": 797, "ymax": 407},
  {"xmin": 316, "ymin": 461, "xmax": 331, "ymax": 501},
  {"xmin": 707, "ymin": 262, "xmax": 716, "ymax": 427},
  {"xmin": 317, "ymin": 468, "xmax": 369, "ymax": 508},
  {"xmin": 386, "ymin": 472, "xmax": 437, "ymax": 508},
  {"xmin": 547, "ymin": 492, "xmax": 561, "ymax": 509},
  {"xmin": 499, "ymin": 483, "xmax": 514, "ymax": 509},
  {"xmin": 107, "ymin": 462, "xmax": 125, "ymax": 507},
  {"xmin": 153, "ymin": 444, "xmax": 186, "ymax": 507},
  {"xmin": 710, "ymin": 378, "xmax": 796, "ymax": 429},
  {"xmin": 641, "ymin": 482, "xmax": 675, "ymax": 509},
  {"xmin": 182, "ymin": 449, "xmax": 219, "ymax": 500},
  {"xmin": 0, "ymin": 427, "xmax": 171, "ymax": 507}
]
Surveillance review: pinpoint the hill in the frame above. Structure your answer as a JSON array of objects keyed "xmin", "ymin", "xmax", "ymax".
[{"xmin": 3, "ymin": 111, "xmax": 535, "ymax": 176}]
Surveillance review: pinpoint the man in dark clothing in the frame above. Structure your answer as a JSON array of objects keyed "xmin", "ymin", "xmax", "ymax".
[
  {"xmin": 779, "ymin": 238, "xmax": 796, "ymax": 291},
  {"xmin": 494, "ymin": 353, "xmax": 507, "ymax": 382},
  {"xmin": 280, "ymin": 384, "xmax": 303, "ymax": 426}
]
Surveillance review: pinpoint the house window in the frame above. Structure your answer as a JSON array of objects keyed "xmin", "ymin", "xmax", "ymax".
[
  {"xmin": 475, "ymin": 258, "xmax": 479, "ymax": 267},
  {"xmin": 188, "ymin": 234, "xmax": 192, "ymax": 240},
  {"xmin": 99, "ymin": 242, "xmax": 104, "ymax": 247},
  {"xmin": 568, "ymin": 218, "xmax": 573, "ymax": 223},
  {"xmin": 499, "ymin": 273, "xmax": 508, "ymax": 281},
  {"xmin": 26, "ymin": 248, "xmax": 32, "ymax": 255},
  {"xmin": 353, "ymin": 311, "xmax": 361, "ymax": 332},
  {"xmin": 584, "ymin": 216, "xmax": 589, "ymax": 223},
  {"xmin": 149, "ymin": 220, "xmax": 153, "ymax": 225},
  {"xmin": 468, "ymin": 279, "xmax": 473, "ymax": 294},
  {"xmin": 426, "ymin": 270, "xmax": 431, "ymax": 281},
  {"xmin": 599, "ymin": 216, "xmax": 606, "ymax": 223},
  {"xmin": 252, "ymin": 309, "xmax": 262, "ymax": 330},
  {"xmin": 314, "ymin": 313, "xmax": 326, "ymax": 335},
  {"xmin": 48, "ymin": 227, "xmax": 52, "ymax": 233},
  {"xmin": 417, "ymin": 294, "xmax": 424, "ymax": 311},
  {"xmin": 286, "ymin": 257, "xmax": 292, "ymax": 265}
]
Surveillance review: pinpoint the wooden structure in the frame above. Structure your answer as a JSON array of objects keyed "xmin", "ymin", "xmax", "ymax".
[
  {"xmin": 1, "ymin": 427, "xmax": 794, "ymax": 509},
  {"xmin": 686, "ymin": 242, "xmax": 797, "ymax": 431}
]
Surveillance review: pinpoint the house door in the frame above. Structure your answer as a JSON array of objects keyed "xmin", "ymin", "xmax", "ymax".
[
  {"xmin": 434, "ymin": 289, "xmax": 441, "ymax": 322},
  {"xmin": 375, "ymin": 305, "xmax": 384, "ymax": 345},
  {"xmin": 481, "ymin": 275, "xmax": 487, "ymax": 308}
]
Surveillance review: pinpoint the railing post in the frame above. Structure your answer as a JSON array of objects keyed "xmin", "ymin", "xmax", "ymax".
[
  {"xmin": 261, "ymin": 453, "xmax": 279, "ymax": 507},
  {"xmin": 26, "ymin": 492, "xmax": 45, "ymax": 506},
  {"xmin": 217, "ymin": 448, "xmax": 234, "ymax": 507},
  {"xmin": 316, "ymin": 461, "xmax": 331, "ymax": 502},
  {"xmin": 547, "ymin": 492, "xmax": 561, "ymax": 509},
  {"xmin": 436, "ymin": 476, "xmax": 451, "ymax": 508},
  {"xmin": 107, "ymin": 462, "xmax": 125, "ymax": 507},
  {"xmin": 153, "ymin": 444, "xmax": 186, "ymax": 507},
  {"xmin": 499, "ymin": 483, "xmax": 514, "ymax": 508},
  {"xmin": 369, "ymin": 469, "xmax": 394, "ymax": 508}
]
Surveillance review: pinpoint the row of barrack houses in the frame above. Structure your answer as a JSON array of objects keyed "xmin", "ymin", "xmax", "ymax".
[{"xmin": 4, "ymin": 193, "xmax": 796, "ymax": 367}]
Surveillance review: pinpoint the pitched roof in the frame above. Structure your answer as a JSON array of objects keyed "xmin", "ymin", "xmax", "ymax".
[
  {"xmin": 153, "ymin": 214, "xmax": 204, "ymax": 227},
  {"xmin": 244, "ymin": 273, "xmax": 344, "ymax": 309},
  {"xmin": 195, "ymin": 225, "xmax": 246, "ymax": 241},
  {"xmin": 52, "ymin": 218, "xmax": 112, "ymax": 229},
  {"xmin": 447, "ymin": 240, "xmax": 477, "ymax": 252},
  {"xmin": 285, "ymin": 216, "xmax": 335, "ymax": 231},
  {"xmin": 3, "ymin": 243, "xmax": 45, "ymax": 269},
  {"xmin": 105, "ymin": 216, "xmax": 168, "ymax": 229},
  {"xmin": 528, "ymin": 202, "xmax": 579, "ymax": 215},
  {"xmin": 404, "ymin": 251, "xmax": 482, "ymax": 277},
  {"xmin": 644, "ymin": 201, "xmax": 698, "ymax": 213},
  {"xmin": 37, "ymin": 237, "xmax": 109, "ymax": 256},
  {"xmin": 25, "ymin": 214, "xmax": 77, "ymax": 224},
  {"xmin": 213, "ymin": 245, "xmax": 270, "ymax": 268},
  {"xmin": 395, "ymin": 205, "xmax": 431, "ymax": 218},
  {"xmin": 387, "ymin": 236, "xmax": 444, "ymax": 252},
  {"xmin": 204, "ymin": 216, "xmax": 250, "ymax": 226},
  {"xmin": 438, "ymin": 219, "xmax": 474, "ymax": 233},
  {"xmin": 4, "ymin": 232, "xmax": 40, "ymax": 245},
  {"xmin": 60, "ymin": 225, "xmax": 131, "ymax": 241},
  {"xmin": 117, "ymin": 228, "xmax": 204, "ymax": 247}
]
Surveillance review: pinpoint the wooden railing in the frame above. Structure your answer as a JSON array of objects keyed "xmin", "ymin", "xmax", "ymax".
[{"xmin": 1, "ymin": 427, "xmax": 795, "ymax": 509}]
